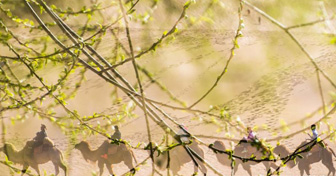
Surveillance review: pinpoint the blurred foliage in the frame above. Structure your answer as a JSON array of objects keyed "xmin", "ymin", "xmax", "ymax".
[{"xmin": 0, "ymin": 0, "xmax": 336, "ymax": 175}]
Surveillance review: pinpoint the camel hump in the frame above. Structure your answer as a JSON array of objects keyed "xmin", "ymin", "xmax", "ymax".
[
  {"xmin": 213, "ymin": 141, "xmax": 225, "ymax": 150},
  {"xmin": 43, "ymin": 137, "xmax": 54, "ymax": 147},
  {"xmin": 108, "ymin": 145, "xmax": 118, "ymax": 155},
  {"xmin": 107, "ymin": 142, "xmax": 128, "ymax": 155},
  {"xmin": 26, "ymin": 140, "xmax": 35, "ymax": 148}
]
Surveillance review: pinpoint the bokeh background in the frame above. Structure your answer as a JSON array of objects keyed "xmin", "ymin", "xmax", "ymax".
[{"xmin": 1, "ymin": 0, "xmax": 336, "ymax": 175}]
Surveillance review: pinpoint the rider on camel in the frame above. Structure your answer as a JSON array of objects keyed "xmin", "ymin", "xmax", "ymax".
[
  {"xmin": 246, "ymin": 127, "xmax": 257, "ymax": 142},
  {"xmin": 240, "ymin": 127, "xmax": 271, "ymax": 154},
  {"xmin": 31, "ymin": 124, "xmax": 48, "ymax": 157},
  {"xmin": 110, "ymin": 125, "xmax": 121, "ymax": 141},
  {"xmin": 33, "ymin": 124, "xmax": 47, "ymax": 146},
  {"xmin": 103, "ymin": 125, "xmax": 122, "ymax": 159},
  {"xmin": 241, "ymin": 127, "xmax": 257, "ymax": 142},
  {"xmin": 309, "ymin": 124, "xmax": 325, "ymax": 148}
]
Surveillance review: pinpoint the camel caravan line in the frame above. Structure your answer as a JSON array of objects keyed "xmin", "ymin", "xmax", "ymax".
[{"xmin": 1, "ymin": 124, "xmax": 336, "ymax": 176}]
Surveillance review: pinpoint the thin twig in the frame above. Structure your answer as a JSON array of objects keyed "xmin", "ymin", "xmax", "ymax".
[
  {"xmin": 100, "ymin": 1, "xmax": 189, "ymax": 72},
  {"xmin": 121, "ymin": 156, "xmax": 150, "ymax": 176},
  {"xmin": 316, "ymin": 70, "xmax": 326, "ymax": 115},
  {"xmin": 244, "ymin": 0, "xmax": 336, "ymax": 90},
  {"xmin": 286, "ymin": 17, "xmax": 334, "ymax": 30},
  {"xmin": 188, "ymin": 0, "xmax": 244, "ymax": 109},
  {"xmin": 118, "ymin": 0, "xmax": 156, "ymax": 174}
]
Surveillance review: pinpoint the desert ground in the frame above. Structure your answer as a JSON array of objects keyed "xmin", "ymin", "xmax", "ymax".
[{"xmin": 1, "ymin": 0, "xmax": 336, "ymax": 175}]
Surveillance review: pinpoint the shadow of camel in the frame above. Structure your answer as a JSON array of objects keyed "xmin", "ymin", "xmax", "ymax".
[
  {"xmin": 213, "ymin": 140, "xmax": 278, "ymax": 176},
  {"xmin": 265, "ymin": 140, "xmax": 336, "ymax": 176},
  {"xmin": 0, "ymin": 139, "xmax": 67, "ymax": 176},
  {"xmin": 75, "ymin": 140, "xmax": 137, "ymax": 176},
  {"xmin": 152, "ymin": 142, "xmax": 207, "ymax": 176},
  {"xmin": 295, "ymin": 140, "xmax": 336, "ymax": 176}
]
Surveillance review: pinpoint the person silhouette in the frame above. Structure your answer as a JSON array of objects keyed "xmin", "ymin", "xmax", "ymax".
[
  {"xmin": 31, "ymin": 124, "xmax": 48, "ymax": 157},
  {"xmin": 309, "ymin": 124, "xmax": 325, "ymax": 148},
  {"xmin": 240, "ymin": 127, "xmax": 271, "ymax": 154},
  {"xmin": 310, "ymin": 124, "xmax": 318, "ymax": 139},
  {"xmin": 246, "ymin": 127, "xmax": 257, "ymax": 141},
  {"xmin": 33, "ymin": 124, "xmax": 47, "ymax": 146},
  {"xmin": 103, "ymin": 125, "xmax": 122, "ymax": 159},
  {"xmin": 240, "ymin": 127, "xmax": 257, "ymax": 143},
  {"xmin": 110, "ymin": 125, "xmax": 121, "ymax": 140}
]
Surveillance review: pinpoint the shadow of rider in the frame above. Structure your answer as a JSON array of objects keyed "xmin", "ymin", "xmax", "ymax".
[
  {"xmin": 239, "ymin": 127, "xmax": 271, "ymax": 154},
  {"xmin": 31, "ymin": 124, "xmax": 47, "ymax": 158}
]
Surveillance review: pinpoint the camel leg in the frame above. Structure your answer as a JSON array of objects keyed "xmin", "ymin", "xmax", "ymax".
[
  {"xmin": 300, "ymin": 163, "xmax": 311, "ymax": 176},
  {"xmin": 21, "ymin": 163, "xmax": 29, "ymax": 176},
  {"xmin": 54, "ymin": 151, "xmax": 67, "ymax": 176},
  {"xmin": 200, "ymin": 164, "xmax": 208, "ymax": 176},
  {"xmin": 298, "ymin": 162, "xmax": 306, "ymax": 176},
  {"xmin": 299, "ymin": 169, "xmax": 304, "ymax": 176},
  {"xmin": 59, "ymin": 161, "xmax": 68, "ymax": 176},
  {"xmin": 242, "ymin": 164, "xmax": 252, "ymax": 176},
  {"xmin": 172, "ymin": 165, "xmax": 181, "ymax": 176},
  {"xmin": 305, "ymin": 164, "xmax": 311, "ymax": 176},
  {"xmin": 172, "ymin": 169, "xmax": 179, "ymax": 176},
  {"xmin": 322, "ymin": 156, "xmax": 335, "ymax": 176},
  {"xmin": 105, "ymin": 161, "xmax": 115, "ymax": 176},
  {"xmin": 53, "ymin": 163, "xmax": 60, "ymax": 176},
  {"xmin": 264, "ymin": 162, "xmax": 277, "ymax": 171},
  {"xmin": 30, "ymin": 163, "xmax": 40, "ymax": 176},
  {"xmin": 123, "ymin": 155, "xmax": 135, "ymax": 174},
  {"xmin": 299, "ymin": 165, "xmax": 304, "ymax": 176},
  {"xmin": 263, "ymin": 162, "xmax": 270, "ymax": 171},
  {"xmin": 193, "ymin": 162, "xmax": 198, "ymax": 175},
  {"xmin": 233, "ymin": 163, "xmax": 239, "ymax": 175},
  {"xmin": 324, "ymin": 162, "xmax": 333, "ymax": 176},
  {"xmin": 194, "ymin": 162, "xmax": 207, "ymax": 176},
  {"xmin": 98, "ymin": 160, "xmax": 104, "ymax": 176},
  {"xmin": 263, "ymin": 162, "xmax": 277, "ymax": 174},
  {"xmin": 192, "ymin": 145, "xmax": 207, "ymax": 175},
  {"xmin": 270, "ymin": 162, "xmax": 278, "ymax": 169}
]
